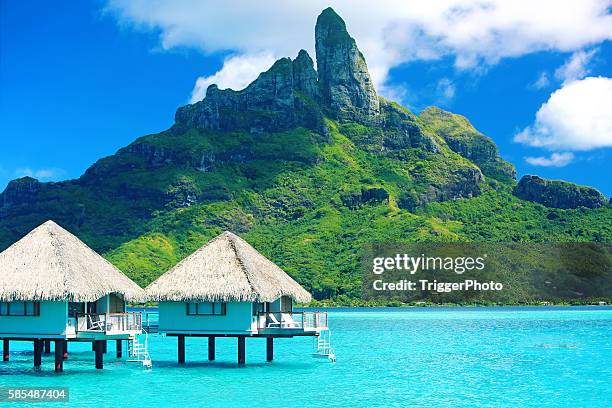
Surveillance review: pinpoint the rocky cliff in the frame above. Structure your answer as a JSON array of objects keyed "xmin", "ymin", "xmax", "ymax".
[
  {"xmin": 514, "ymin": 175, "xmax": 607, "ymax": 209},
  {"xmin": 419, "ymin": 107, "xmax": 516, "ymax": 183},
  {"xmin": 175, "ymin": 7, "xmax": 384, "ymax": 134},
  {"xmin": 175, "ymin": 52, "xmax": 327, "ymax": 135},
  {"xmin": 0, "ymin": 177, "xmax": 41, "ymax": 212},
  {"xmin": 315, "ymin": 7, "xmax": 380, "ymax": 121}
]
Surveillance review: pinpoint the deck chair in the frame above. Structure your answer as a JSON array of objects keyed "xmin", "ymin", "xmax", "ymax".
[
  {"xmin": 281, "ymin": 313, "xmax": 302, "ymax": 328},
  {"xmin": 266, "ymin": 313, "xmax": 281, "ymax": 328},
  {"xmin": 88, "ymin": 315, "xmax": 105, "ymax": 331}
]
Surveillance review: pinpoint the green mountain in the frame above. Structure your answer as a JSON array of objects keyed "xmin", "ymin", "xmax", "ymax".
[{"xmin": 1, "ymin": 8, "xmax": 610, "ymax": 303}]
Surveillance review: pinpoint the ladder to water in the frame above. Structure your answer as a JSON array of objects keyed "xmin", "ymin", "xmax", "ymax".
[
  {"xmin": 127, "ymin": 329, "xmax": 152, "ymax": 368},
  {"xmin": 313, "ymin": 329, "xmax": 336, "ymax": 362}
]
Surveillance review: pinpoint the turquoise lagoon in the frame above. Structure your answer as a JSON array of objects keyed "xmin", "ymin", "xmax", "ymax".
[{"xmin": 1, "ymin": 307, "xmax": 610, "ymax": 407}]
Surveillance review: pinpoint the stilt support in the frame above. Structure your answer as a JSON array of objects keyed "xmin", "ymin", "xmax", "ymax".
[
  {"xmin": 266, "ymin": 337, "xmax": 274, "ymax": 362},
  {"xmin": 237, "ymin": 337, "xmax": 246, "ymax": 365},
  {"xmin": 2, "ymin": 339, "xmax": 8, "ymax": 362},
  {"xmin": 208, "ymin": 336, "xmax": 215, "ymax": 361},
  {"xmin": 116, "ymin": 340, "xmax": 122, "ymax": 358},
  {"xmin": 44, "ymin": 339, "xmax": 51, "ymax": 354},
  {"xmin": 94, "ymin": 340, "xmax": 104, "ymax": 369},
  {"xmin": 102, "ymin": 340, "xmax": 107, "ymax": 354},
  {"xmin": 178, "ymin": 335, "xmax": 185, "ymax": 364},
  {"xmin": 62, "ymin": 339, "xmax": 68, "ymax": 360},
  {"xmin": 34, "ymin": 340, "xmax": 42, "ymax": 368},
  {"xmin": 54, "ymin": 340, "xmax": 64, "ymax": 372}
]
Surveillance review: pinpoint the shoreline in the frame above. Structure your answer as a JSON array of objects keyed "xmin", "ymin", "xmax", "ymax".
[
  {"xmin": 299, "ymin": 304, "xmax": 612, "ymax": 309},
  {"xmin": 131, "ymin": 303, "xmax": 612, "ymax": 310}
]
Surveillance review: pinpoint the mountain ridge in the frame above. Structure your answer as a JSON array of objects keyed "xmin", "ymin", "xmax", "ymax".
[{"xmin": 0, "ymin": 8, "xmax": 609, "ymax": 302}]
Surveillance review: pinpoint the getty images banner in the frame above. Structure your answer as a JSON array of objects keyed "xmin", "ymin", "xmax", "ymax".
[{"xmin": 362, "ymin": 243, "xmax": 612, "ymax": 304}]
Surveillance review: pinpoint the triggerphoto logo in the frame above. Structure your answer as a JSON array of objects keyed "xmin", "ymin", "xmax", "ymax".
[{"xmin": 363, "ymin": 243, "xmax": 612, "ymax": 304}]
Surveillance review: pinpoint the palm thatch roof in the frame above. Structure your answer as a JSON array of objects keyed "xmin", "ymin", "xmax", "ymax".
[
  {"xmin": 0, "ymin": 220, "xmax": 146, "ymax": 302},
  {"xmin": 146, "ymin": 231, "xmax": 312, "ymax": 303}
]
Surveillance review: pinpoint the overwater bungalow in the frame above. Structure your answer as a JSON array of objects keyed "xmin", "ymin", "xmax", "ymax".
[
  {"xmin": 146, "ymin": 231, "xmax": 333, "ymax": 364},
  {"xmin": 0, "ymin": 220, "xmax": 149, "ymax": 371}
]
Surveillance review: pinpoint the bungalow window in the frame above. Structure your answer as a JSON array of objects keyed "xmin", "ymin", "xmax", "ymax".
[
  {"xmin": 68, "ymin": 302, "xmax": 85, "ymax": 318},
  {"xmin": 253, "ymin": 302, "xmax": 265, "ymax": 315},
  {"xmin": 25, "ymin": 302, "xmax": 36, "ymax": 315},
  {"xmin": 0, "ymin": 301, "xmax": 40, "ymax": 316},
  {"xmin": 187, "ymin": 303, "xmax": 197, "ymax": 315},
  {"xmin": 186, "ymin": 302, "xmax": 226, "ymax": 316},
  {"xmin": 8, "ymin": 302, "xmax": 25, "ymax": 315},
  {"xmin": 280, "ymin": 296, "xmax": 293, "ymax": 313},
  {"xmin": 198, "ymin": 302, "xmax": 213, "ymax": 314},
  {"xmin": 252, "ymin": 302, "xmax": 272, "ymax": 315}
]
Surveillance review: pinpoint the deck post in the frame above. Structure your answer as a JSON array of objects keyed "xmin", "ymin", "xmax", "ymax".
[
  {"xmin": 62, "ymin": 339, "xmax": 68, "ymax": 360},
  {"xmin": 208, "ymin": 336, "xmax": 215, "ymax": 361},
  {"xmin": 116, "ymin": 340, "xmax": 122, "ymax": 358},
  {"xmin": 266, "ymin": 337, "xmax": 273, "ymax": 362},
  {"xmin": 102, "ymin": 340, "xmax": 107, "ymax": 354},
  {"xmin": 178, "ymin": 335, "xmax": 185, "ymax": 364},
  {"xmin": 94, "ymin": 340, "xmax": 104, "ymax": 369},
  {"xmin": 43, "ymin": 339, "xmax": 51, "ymax": 354},
  {"xmin": 54, "ymin": 340, "xmax": 64, "ymax": 372},
  {"xmin": 2, "ymin": 339, "xmax": 8, "ymax": 362},
  {"xmin": 34, "ymin": 340, "xmax": 42, "ymax": 369},
  {"xmin": 237, "ymin": 337, "xmax": 246, "ymax": 365}
]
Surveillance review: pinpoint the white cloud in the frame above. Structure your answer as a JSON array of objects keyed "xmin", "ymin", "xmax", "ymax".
[
  {"xmin": 435, "ymin": 78, "xmax": 456, "ymax": 103},
  {"xmin": 378, "ymin": 83, "xmax": 409, "ymax": 104},
  {"xmin": 525, "ymin": 152, "xmax": 574, "ymax": 167},
  {"xmin": 554, "ymin": 49, "xmax": 598, "ymax": 84},
  {"xmin": 14, "ymin": 167, "xmax": 65, "ymax": 181},
  {"xmin": 104, "ymin": 0, "xmax": 612, "ymax": 99},
  {"xmin": 530, "ymin": 72, "xmax": 551, "ymax": 90},
  {"xmin": 515, "ymin": 77, "xmax": 612, "ymax": 151},
  {"xmin": 189, "ymin": 53, "xmax": 276, "ymax": 103}
]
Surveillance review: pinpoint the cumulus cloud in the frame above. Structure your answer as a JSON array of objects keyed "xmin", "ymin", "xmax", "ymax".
[
  {"xmin": 104, "ymin": 0, "xmax": 612, "ymax": 99},
  {"xmin": 515, "ymin": 77, "xmax": 612, "ymax": 151},
  {"xmin": 14, "ymin": 167, "xmax": 65, "ymax": 181},
  {"xmin": 525, "ymin": 152, "xmax": 574, "ymax": 167},
  {"xmin": 189, "ymin": 53, "xmax": 276, "ymax": 103},
  {"xmin": 554, "ymin": 49, "xmax": 598, "ymax": 84}
]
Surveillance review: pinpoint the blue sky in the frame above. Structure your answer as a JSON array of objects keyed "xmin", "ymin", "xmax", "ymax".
[{"xmin": 1, "ymin": 1, "xmax": 611, "ymax": 195}]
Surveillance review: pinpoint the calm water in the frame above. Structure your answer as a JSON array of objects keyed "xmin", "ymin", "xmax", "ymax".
[{"xmin": 1, "ymin": 307, "xmax": 611, "ymax": 407}]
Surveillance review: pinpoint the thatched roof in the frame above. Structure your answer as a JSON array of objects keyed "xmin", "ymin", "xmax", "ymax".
[
  {"xmin": 146, "ymin": 231, "xmax": 312, "ymax": 303},
  {"xmin": 0, "ymin": 220, "xmax": 145, "ymax": 302}
]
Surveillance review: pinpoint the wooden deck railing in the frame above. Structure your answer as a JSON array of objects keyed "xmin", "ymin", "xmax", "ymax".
[
  {"xmin": 76, "ymin": 312, "xmax": 142, "ymax": 333},
  {"xmin": 257, "ymin": 311, "xmax": 328, "ymax": 330},
  {"xmin": 302, "ymin": 311, "xmax": 328, "ymax": 329}
]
